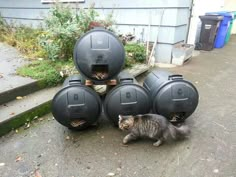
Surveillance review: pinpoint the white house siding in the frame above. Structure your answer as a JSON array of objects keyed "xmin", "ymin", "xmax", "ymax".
[{"xmin": 0, "ymin": 0, "xmax": 192, "ymax": 64}]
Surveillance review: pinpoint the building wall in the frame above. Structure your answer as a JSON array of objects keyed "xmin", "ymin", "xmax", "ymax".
[{"xmin": 0, "ymin": 0, "xmax": 192, "ymax": 64}]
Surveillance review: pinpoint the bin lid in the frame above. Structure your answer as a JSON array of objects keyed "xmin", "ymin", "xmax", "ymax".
[
  {"xmin": 199, "ymin": 15, "xmax": 223, "ymax": 21},
  {"xmin": 206, "ymin": 11, "xmax": 234, "ymax": 19},
  {"xmin": 104, "ymin": 84, "xmax": 151, "ymax": 125},
  {"xmin": 52, "ymin": 84, "xmax": 101, "ymax": 129},
  {"xmin": 73, "ymin": 28, "xmax": 125, "ymax": 82},
  {"xmin": 152, "ymin": 77, "xmax": 199, "ymax": 122}
]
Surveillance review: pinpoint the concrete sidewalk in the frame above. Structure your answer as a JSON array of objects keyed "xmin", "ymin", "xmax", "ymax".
[
  {"xmin": 0, "ymin": 36, "xmax": 236, "ymax": 177},
  {"xmin": 0, "ymin": 43, "xmax": 35, "ymax": 93}
]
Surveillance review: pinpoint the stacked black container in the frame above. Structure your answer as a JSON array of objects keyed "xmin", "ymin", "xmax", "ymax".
[
  {"xmin": 52, "ymin": 28, "xmax": 151, "ymax": 129},
  {"xmin": 52, "ymin": 28, "xmax": 199, "ymax": 130}
]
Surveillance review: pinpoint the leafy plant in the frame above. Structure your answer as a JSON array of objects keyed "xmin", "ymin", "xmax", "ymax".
[
  {"xmin": 38, "ymin": 4, "xmax": 113, "ymax": 61},
  {"xmin": 124, "ymin": 43, "xmax": 146, "ymax": 67}
]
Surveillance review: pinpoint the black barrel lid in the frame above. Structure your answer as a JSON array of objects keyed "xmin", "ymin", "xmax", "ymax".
[
  {"xmin": 73, "ymin": 28, "xmax": 125, "ymax": 82},
  {"xmin": 199, "ymin": 15, "xmax": 223, "ymax": 21},
  {"xmin": 104, "ymin": 84, "xmax": 151, "ymax": 125},
  {"xmin": 152, "ymin": 77, "xmax": 199, "ymax": 122},
  {"xmin": 52, "ymin": 84, "xmax": 101, "ymax": 130}
]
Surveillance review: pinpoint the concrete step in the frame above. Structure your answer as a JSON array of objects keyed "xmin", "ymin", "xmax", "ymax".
[
  {"xmin": 0, "ymin": 80, "xmax": 46, "ymax": 105},
  {"xmin": 0, "ymin": 86, "xmax": 60, "ymax": 136}
]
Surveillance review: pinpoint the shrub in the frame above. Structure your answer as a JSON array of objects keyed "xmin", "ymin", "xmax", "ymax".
[
  {"xmin": 124, "ymin": 43, "xmax": 146, "ymax": 67},
  {"xmin": 38, "ymin": 4, "xmax": 114, "ymax": 61}
]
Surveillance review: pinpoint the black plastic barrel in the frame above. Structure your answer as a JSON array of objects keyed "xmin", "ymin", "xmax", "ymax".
[
  {"xmin": 104, "ymin": 71, "xmax": 151, "ymax": 125},
  {"xmin": 73, "ymin": 28, "xmax": 125, "ymax": 83},
  {"xmin": 52, "ymin": 75, "xmax": 102, "ymax": 130},
  {"xmin": 143, "ymin": 70, "xmax": 199, "ymax": 122},
  {"xmin": 196, "ymin": 15, "xmax": 223, "ymax": 51}
]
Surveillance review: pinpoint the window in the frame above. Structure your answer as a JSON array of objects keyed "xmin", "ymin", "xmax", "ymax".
[{"xmin": 41, "ymin": 0, "xmax": 85, "ymax": 3}]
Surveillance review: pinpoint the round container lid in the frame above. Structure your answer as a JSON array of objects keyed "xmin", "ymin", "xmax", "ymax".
[
  {"xmin": 52, "ymin": 85, "xmax": 101, "ymax": 130},
  {"xmin": 153, "ymin": 80, "xmax": 199, "ymax": 122},
  {"xmin": 104, "ymin": 84, "xmax": 151, "ymax": 125},
  {"xmin": 74, "ymin": 28, "xmax": 125, "ymax": 81}
]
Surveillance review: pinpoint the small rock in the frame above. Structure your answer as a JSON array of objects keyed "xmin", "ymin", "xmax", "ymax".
[
  {"xmin": 15, "ymin": 129, "xmax": 19, "ymax": 133},
  {"xmin": 101, "ymin": 136, "xmax": 104, "ymax": 139},
  {"xmin": 114, "ymin": 152, "xmax": 117, "ymax": 156},
  {"xmin": 0, "ymin": 163, "xmax": 5, "ymax": 167},
  {"xmin": 55, "ymin": 163, "xmax": 58, "ymax": 166},
  {"xmin": 107, "ymin": 172, "xmax": 115, "ymax": 176},
  {"xmin": 37, "ymin": 154, "xmax": 42, "ymax": 158},
  {"xmin": 48, "ymin": 139, "xmax": 52, "ymax": 143},
  {"xmin": 39, "ymin": 118, "xmax": 43, "ymax": 121},
  {"xmin": 195, "ymin": 81, "xmax": 199, "ymax": 84},
  {"xmin": 116, "ymin": 168, "xmax": 121, "ymax": 171},
  {"xmin": 213, "ymin": 169, "xmax": 219, "ymax": 173},
  {"xmin": 34, "ymin": 116, "xmax": 38, "ymax": 120},
  {"xmin": 86, "ymin": 166, "xmax": 91, "ymax": 169},
  {"xmin": 66, "ymin": 136, "xmax": 70, "ymax": 140}
]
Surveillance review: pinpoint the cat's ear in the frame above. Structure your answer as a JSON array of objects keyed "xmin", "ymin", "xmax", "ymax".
[{"xmin": 118, "ymin": 115, "xmax": 123, "ymax": 121}]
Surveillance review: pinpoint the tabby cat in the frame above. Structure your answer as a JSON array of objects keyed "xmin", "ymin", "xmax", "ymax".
[{"xmin": 118, "ymin": 114, "xmax": 190, "ymax": 146}]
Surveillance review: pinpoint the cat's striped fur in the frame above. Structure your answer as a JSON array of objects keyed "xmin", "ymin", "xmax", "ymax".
[{"xmin": 119, "ymin": 114, "xmax": 190, "ymax": 146}]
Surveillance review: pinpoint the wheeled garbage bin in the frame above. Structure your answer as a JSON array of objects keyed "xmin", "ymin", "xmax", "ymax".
[
  {"xmin": 104, "ymin": 71, "xmax": 151, "ymax": 125},
  {"xmin": 225, "ymin": 11, "xmax": 236, "ymax": 43},
  {"xmin": 143, "ymin": 70, "xmax": 199, "ymax": 123},
  {"xmin": 206, "ymin": 11, "xmax": 233, "ymax": 47},
  {"xmin": 197, "ymin": 15, "xmax": 223, "ymax": 51},
  {"xmin": 52, "ymin": 75, "xmax": 102, "ymax": 130}
]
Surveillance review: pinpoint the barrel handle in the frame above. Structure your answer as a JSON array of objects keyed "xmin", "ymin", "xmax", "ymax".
[
  {"xmin": 119, "ymin": 78, "xmax": 134, "ymax": 83},
  {"xmin": 69, "ymin": 79, "xmax": 82, "ymax": 85},
  {"xmin": 168, "ymin": 74, "xmax": 183, "ymax": 80}
]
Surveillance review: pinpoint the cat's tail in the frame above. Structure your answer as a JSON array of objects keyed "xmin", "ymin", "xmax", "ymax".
[{"xmin": 167, "ymin": 123, "xmax": 191, "ymax": 140}]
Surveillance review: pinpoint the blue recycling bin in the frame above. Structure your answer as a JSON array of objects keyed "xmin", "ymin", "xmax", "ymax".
[{"xmin": 206, "ymin": 11, "xmax": 233, "ymax": 48}]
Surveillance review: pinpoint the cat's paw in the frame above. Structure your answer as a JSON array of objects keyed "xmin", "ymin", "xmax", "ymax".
[
  {"xmin": 123, "ymin": 137, "xmax": 129, "ymax": 144},
  {"xmin": 153, "ymin": 140, "xmax": 162, "ymax": 147}
]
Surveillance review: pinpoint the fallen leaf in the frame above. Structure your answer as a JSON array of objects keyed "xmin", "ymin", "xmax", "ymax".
[
  {"xmin": 34, "ymin": 169, "xmax": 42, "ymax": 177},
  {"xmin": 24, "ymin": 123, "xmax": 30, "ymax": 129},
  {"xmin": 34, "ymin": 116, "xmax": 38, "ymax": 120},
  {"xmin": 16, "ymin": 96, "xmax": 23, "ymax": 100},
  {"xmin": 60, "ymin": 71, "xmax": 64, "ymax": 77},
  {"xmin": 0, "ymin": 163, "xmax": 5, "ymax": 167},
  {"xmin": 15, "ymin": 156, "xmax": 22, "ymax": 162},
  {"xmin": 107, "ymin": 172, "xmax": 115, "ymax": 176}
]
